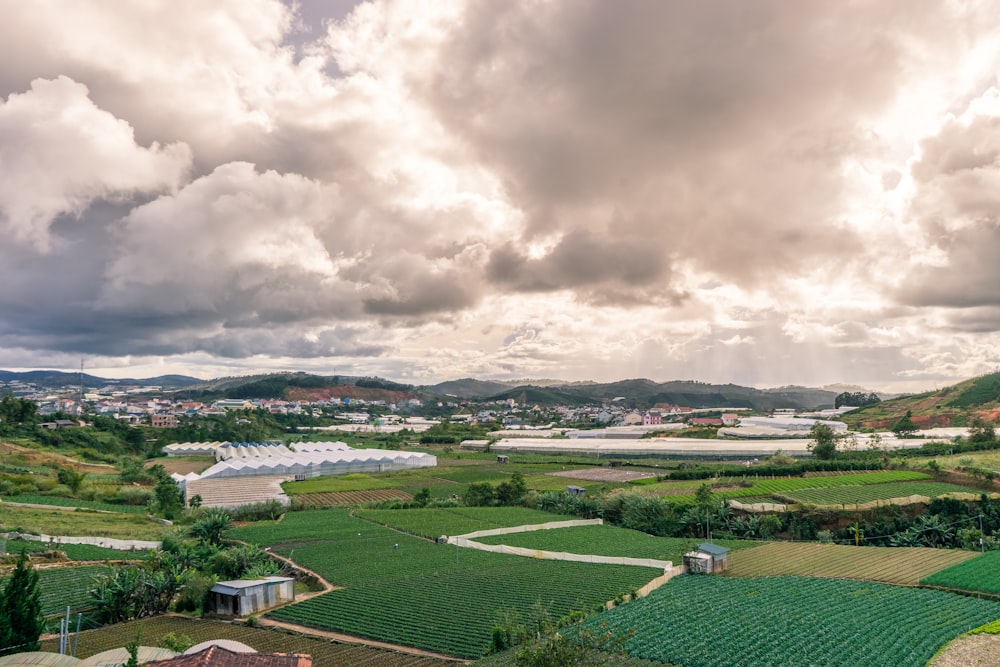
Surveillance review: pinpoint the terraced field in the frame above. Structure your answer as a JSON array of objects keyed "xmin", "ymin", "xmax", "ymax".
[
  {"xmin": 588, "ymin": 575, "xmax": 1000, "ymax": 667},
  {"xmin": 725, "ymin": 541, "xmax": 980, "ymax": 585}
]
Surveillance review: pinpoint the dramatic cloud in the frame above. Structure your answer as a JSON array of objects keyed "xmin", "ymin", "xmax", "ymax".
[{"xmin": 2, "ymin": 0, "xmax": 1000, "ymax": 390}]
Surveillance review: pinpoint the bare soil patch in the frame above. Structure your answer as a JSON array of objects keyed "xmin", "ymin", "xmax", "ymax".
[
  {"xmin": 932, "ymin": 634, "xmax": 1000, "ymax": 667},
  {"xmin": 548, "ymin": 468, "xmax": 657, "ymax": 482}
]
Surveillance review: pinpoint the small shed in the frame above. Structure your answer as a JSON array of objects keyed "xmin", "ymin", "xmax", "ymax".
[
  {"xmin": 683, "ymin": 542, "xmax": 730, "ymax": 574},
  {"xmin": 497, "ymin": 455, "xmax": 509, "ymax": 463},
  {"xmin": 566, "ymin": 485, "xmax": 586, "ymax": 497},
  {"xmin": 208, "ymin": 576, "xmax": 295, "ymax": 617}
]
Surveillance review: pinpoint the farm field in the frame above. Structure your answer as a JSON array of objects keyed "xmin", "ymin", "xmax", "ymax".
[
  {"xmin": 725, "ymin": 541, "xmax": 980, "ymax": 585},
  {"xmin": 356, "ymin": 507, "xmax": 571, "ymax": 538},
  {"xmin": 268, "ymin": 556, "xmax": 659, "ymax": 659},
  {"xmin": 922, "ymin": 551, "xmax": 1000, "ymax": 595},
  {"xmin": 2, "ymin": 539, "xmax": 150, "ymax": 561},
  {"xmin": 295, "ymin": 489, "xmax": 413, "ymax": 507},
  {"xmin": 3, "ymin": 564, "xmax": 107, "ymax": 616},
  {"xmin": 642, "ymin": 470, "xmax": 933, "ymax": 502},
  {"xmin": 780, "ymin": 480, "xmax": 984, "ymax": 505},
  {"xmin": 474, "ymin": 524, "xmax": 757, "ymax": 563},
  {"xmin": 227, "ymin": 509, "xmax": 661, "ymax": 658},
  {"xmin": 281, "ymin": 462, "xmax": 629, "ymax": 499},
  {"xmin": 0, "ymin": 504, "xmax": 171, "ymax": 541},
  {"xmin": 589, "ymin": 574, "xmax": 1000, "ymax": 667},
  {"xmin": 38, "ymin": 615, "xmax": 460, "ymax": 667}
]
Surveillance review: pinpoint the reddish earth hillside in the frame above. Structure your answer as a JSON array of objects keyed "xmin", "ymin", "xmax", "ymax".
[{"xmin": 285, "ymin": 386, "xmax": 415, "ymax": 403}]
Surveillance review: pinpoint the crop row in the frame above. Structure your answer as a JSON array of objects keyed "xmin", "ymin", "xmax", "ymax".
[
  {"xmin": 22, "ymin": 565, "xmax": 107, "ymax": 616},
  {"xmin": 725, "ymin": 541, "xmax": 978, "ymax": 585},
  {"xmin": 782, "ymin": 481, "xmax": 983, "ymax": 505},
  {"xmin": 922, "ymin": 551, "xmax": 1000, "ymax": 595},
  {"xmin": 651, "ymin": 470, "xmax": 932, "ymax": 502},
  {"xmin": 38, "ymin": 615, "xmax": 457, "ymax": 667},
  {"xmin": 295, "ymin": 489, "xmax": 413, "ymax": 507},
  {"xmin": 269, "ymin": 558, "xmax": 659, "ymax": 658},
  {"xmin": 588, "ymin": 575, "xmax": 1000, "ymax": 666},
  {"xmin": 474, "ymin": 524, "xmax": 756, "ymax": 562}
]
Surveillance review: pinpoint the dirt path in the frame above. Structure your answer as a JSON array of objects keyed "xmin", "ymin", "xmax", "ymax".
[
  {"xmin": 257, "ymin": 618, "xmax": 469, "ymax": 663},
  {"xmin": 264, "ymin": 549, "xmax": 337, "ymax": 600}
]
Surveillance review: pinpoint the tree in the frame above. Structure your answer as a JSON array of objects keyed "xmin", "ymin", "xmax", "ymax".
[
  {"xmin": 57, "ymin": 466, "xmax": 88, "ymax": 496},
  {"xmin": 497, "ymin": 472, "xmax": 528, "ymax": 506},
  {"xmin": 969, "ymin": 417, "xmax": 996, "ymax": 445},
  {"xmin": 188, "ymin": 508, "xmax": 232, "ymax": 546},
  {"xmin": 808, "ymin": 423, "xmax": 838, "ymax": 460},
  {"xmin": 152, "ymin": 476, "xmax": 184, "ymax": 519},
  {"xmin": 0, "ymin": 551, "xmax": 44, "ymax": 654},
  {"xmin": 891, "ymin": 411, "xmax": 918, "ymax": 438},
  {"xmin": 514, "ymin": 619, "xmax": 633, "ymax": 667}
]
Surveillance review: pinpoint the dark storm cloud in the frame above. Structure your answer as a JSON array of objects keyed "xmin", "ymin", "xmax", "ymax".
[
  {"xmin": 486, "ymin": 230, "xmax": 669, "ymax": 301},
  {"xmin": 413, "ymin": 0, "xmax": 946, "ymax": 287}
]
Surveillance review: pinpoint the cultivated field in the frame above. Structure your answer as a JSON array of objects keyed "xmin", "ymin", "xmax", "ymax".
[
  {"xmin": 294, "ymin": 489, "xmax": 413, "ymax": 507},
  {"xmin": 228, "ymin": 509, "xmax": 661, "ymax": 658},
  {"xmin": 280, "ymin": 462, "xmax": 630, "ymax": 499},
  {"xmin": 356, "ymin": 506, "xmax": 570, "ymax": 538},
  {"xmin": 589, "ymin": 574, "xmax": 1000, "ymax": 667},
  {"xmin": 922, "ymin": 551, "xmax": 1000, "ymax": 595},
  {"xmin": 779, "ymin": 480, "xmax": 985, "ymax": 505},
  {"xmin": 1, "ymin": 539, "xmax": 149, "ymax": 562},
  {"xmin": 474, "ymin": 524, "xmax": 757, "ymax": 563},
  {"xmin": 38, "ymin": 615, "xmax": 461, "ymax": 667},
  {"xmin": 725, "ymin": 541, "xmax": 980, "ymax": 585},
  {"xmin": 31, "ymin": 565, "xmax": 106, "ymax": 616}
]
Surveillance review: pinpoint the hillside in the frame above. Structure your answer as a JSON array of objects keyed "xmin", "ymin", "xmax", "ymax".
[
  {"xmin": 0, "ymin": 370, "xmax": 201, "ymax": 390},
  {"xmin": 841, "ymin": 372, "xmax": 1000, "ymax": 429}
]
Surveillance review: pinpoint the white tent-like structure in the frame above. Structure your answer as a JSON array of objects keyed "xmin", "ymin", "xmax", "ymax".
[{"xmin": 170, "ymin": 440, "xmax": 436, "ymax": 482}]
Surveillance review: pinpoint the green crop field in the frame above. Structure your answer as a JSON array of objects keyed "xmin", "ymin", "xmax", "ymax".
[
  {"xmin": 269, "ymin": 556, "xmax": 659, "ymax": 658},
  {"xmin": 779, "ymin": 481, "xmax": 983, "ymax": 505},
  {"xmin": 356, "ymin": 506, "xmax": 570, "ymax": 538},
  {"xmin": 228, "ymin": 509, "xmax": 661, "ymax": 658},
  {"xmin": 281, "ymin": 462, "xmax": 629, "ymax": 498},
  {"xmin": 644, "ymin": 470, "xmax": 933, "ymax": 502},
  {"xmin": 922, "ymin": 551, "xmax": 1000, "ymax": 595},
  {"xmin": 587, "ymin": 575, "xmax": 1000, "ymax": 667},
  {"xmin": 725, "ymin": 541, "xmax": 979, "ymax": 585},
  {"xmin": 7, "ymin": 565, "xmax": 107, "ymax": 616},
  {"xmin": 474, "ymin": 524, "xmax": 757, "ymax": 563},
  {"xmin": 38, "ymin": 615, "xmax": 458, "ymax": 667}
]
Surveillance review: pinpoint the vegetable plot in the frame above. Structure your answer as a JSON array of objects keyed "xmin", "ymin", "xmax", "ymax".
[
  {"xmin": 922, "ymin": 551, "xmax": 1000, "ymax": 595},
  {"xmin": 589, "ymin": 575, "xmax": 1000, "ymax": 667}
]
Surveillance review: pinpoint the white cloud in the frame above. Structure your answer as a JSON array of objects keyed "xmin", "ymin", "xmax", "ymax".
[{"xmin": 0, "ymin": 76, "xmax": 190, "ymax": 250}]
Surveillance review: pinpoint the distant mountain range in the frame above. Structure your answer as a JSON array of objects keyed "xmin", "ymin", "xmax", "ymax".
[{"xmin": 0, "ymin": 369, "xmax": 917, "ymax": 412}]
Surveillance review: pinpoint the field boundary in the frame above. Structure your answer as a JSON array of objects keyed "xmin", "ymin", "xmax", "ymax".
[
  {"xmin": 2, "ymin": 531, "xmax": 160, "ymax": 551},
  {"xmin": 449, "ymin": 520, "xmax": 673, "ymax": 570}
]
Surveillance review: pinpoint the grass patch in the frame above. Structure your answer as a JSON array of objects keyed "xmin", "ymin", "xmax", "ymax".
[
  {"xmin": 781, "ymin": 481, "xmax": 984, "ymax": 505},
  {"xmin": 0, "ymin": 504, "xmax": 171, "ymax": 541}
]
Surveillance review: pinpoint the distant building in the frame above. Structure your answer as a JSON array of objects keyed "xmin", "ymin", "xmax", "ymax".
[
  {"xmin": 684, "ymin": 543, "xmax": 730, "ymax": 574},
  {"xmin": 152, "ymin": 414, "xmax": 178, "ymax": 428},
  {"xmin": 207, "ymin": 577, "xmax": 295, "ymax": 617},
  {"xmin": 642, "ymin": 412, "xmax": 662, "ymax": 426}
]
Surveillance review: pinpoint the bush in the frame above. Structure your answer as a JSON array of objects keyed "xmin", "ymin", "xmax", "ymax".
[{"xmin": 229, "ymin": 500, "xmax": 285, "ymax": 522}]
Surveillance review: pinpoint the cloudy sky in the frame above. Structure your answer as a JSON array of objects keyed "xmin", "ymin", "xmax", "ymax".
[{"xmin": 2, "ymin": 0, "xmax": 1000, "ymax": 391}]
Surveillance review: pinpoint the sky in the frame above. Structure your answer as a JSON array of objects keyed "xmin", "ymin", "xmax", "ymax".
[{"xmin": 2, "ymin": 1, "xmax": 1000, "ymax": 392}]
